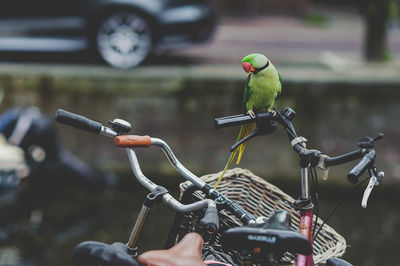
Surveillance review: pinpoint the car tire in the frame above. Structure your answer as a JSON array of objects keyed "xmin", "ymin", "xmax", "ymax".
[{"xmin": 95, "ymin": 11, "xmax": 152, "ymax": 69}]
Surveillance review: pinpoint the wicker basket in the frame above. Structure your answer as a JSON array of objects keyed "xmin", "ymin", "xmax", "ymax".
[{"xmin": 176, "ymin": 168, "xmax": 347, "ymax": 265}]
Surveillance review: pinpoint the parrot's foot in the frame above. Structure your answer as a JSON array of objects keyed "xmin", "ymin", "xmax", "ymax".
[
  {"xmin": 247, "ymin": 109, "xmax": 256, "ymax": 118},
  {"xmin": 269, "ymin": 109, "xmax": 277, "ymax": 116}
]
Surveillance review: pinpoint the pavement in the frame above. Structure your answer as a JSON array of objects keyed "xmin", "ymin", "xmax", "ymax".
[
  {"xmin": 0, "ymin": 7, "xmax": 400, "ymax": 84},
  {"xmin": 170, "ymin": 6, "xmax": 400, "ymax": 64}
]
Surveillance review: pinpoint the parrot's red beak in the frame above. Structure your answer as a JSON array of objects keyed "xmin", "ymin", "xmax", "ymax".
[{"xmin": 242, "ymin": 62, "xmax": 255, "ymax": 73}]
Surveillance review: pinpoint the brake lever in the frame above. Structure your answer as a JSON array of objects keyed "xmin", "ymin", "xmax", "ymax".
[
  {"xmin": 230, "ymin": 113, "xmax": 277, "ymax": 152},
  {"xmin": 230, "ymin": 130, "xmax": 258, "ymax": 151},
  {"xmin": 361, "ymin": 168, "xmax": 384, "ymax": 208}
]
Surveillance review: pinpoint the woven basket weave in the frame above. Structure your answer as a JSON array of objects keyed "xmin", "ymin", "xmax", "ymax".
[{"xmin": 177, "ymin": 168, "xmax": 347, "ymax": 265}]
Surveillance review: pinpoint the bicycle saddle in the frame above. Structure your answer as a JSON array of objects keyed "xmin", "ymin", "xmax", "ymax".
[
  {"xmin": 72, "ymin": 241, "xmax": 139, "ymax": 266},
  {"xmin": 137, "ymin": 232, "xmax": 207, "ymax": 266},
  {"xmin": 222, "ymin": 210, "xmax": 312, "ymax": 259}
]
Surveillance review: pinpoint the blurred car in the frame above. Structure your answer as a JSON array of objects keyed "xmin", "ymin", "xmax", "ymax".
[{"xmin": 0, "ymin": 0, "xmax": 217, "ymax": 68}]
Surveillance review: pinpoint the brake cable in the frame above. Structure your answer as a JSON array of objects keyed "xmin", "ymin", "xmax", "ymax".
[{"xmin": 313, "ymin": 176, "xmax": 369, "ymax": 241}]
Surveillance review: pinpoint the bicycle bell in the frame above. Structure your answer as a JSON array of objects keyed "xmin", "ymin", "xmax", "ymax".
[{"xmin": 107, "ymin": 119, "xmax": 131, "ymax": 135}]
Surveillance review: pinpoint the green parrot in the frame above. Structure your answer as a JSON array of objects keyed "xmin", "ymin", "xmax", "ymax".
[{"xmin": 214, "ymin": 53, "xmax": 282, "ymax": 189}]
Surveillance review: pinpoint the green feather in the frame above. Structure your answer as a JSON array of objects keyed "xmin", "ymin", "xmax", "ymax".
[{"xmin": 243, "ymin": 75, "xmax": 251, "ymax": 113}]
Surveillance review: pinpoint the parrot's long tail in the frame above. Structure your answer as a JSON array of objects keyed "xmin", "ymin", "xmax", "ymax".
[
  {"xmin": 235, "ymin": 123, "xmax": 255, "ymax": 164},
  {"xmin": 213, "ymin": 123, "xmax": 255, "ymax": 189},
  {"xmin": 213, "ymin": 148, "xmax": 239, "ymax": 189}
]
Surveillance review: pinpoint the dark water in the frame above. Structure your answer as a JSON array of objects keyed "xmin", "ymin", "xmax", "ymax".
[{"xmin": 1, "ymin": 173, "xmax": 399, "ymax": 266}]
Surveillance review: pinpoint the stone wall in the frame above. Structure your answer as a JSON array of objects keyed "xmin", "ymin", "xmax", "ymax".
[{"xmin": 0, "ymin": 66, "xmax": 398, "ymax": 183}]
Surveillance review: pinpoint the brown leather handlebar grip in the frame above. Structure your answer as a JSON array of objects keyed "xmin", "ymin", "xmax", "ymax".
[{"xmin": 114, "ymin": 135, "xmax": 152, "ymax": 148}]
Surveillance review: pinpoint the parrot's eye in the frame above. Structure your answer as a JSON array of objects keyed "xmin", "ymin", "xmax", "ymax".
[{"xmin": 251, "ymin": 57, "xmax": 254, "ymax": 60}]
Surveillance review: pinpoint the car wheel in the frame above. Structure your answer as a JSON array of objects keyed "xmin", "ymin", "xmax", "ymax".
[{"xmin": 96, "ymin": 12, "xmax": 152, "ymax": 69}]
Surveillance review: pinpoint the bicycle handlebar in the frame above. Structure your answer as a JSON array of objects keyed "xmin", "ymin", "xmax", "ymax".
[
  {"xmin": 54, "ymin": 110, "xmax": 230, "ymax": 232},
  {"xmin": 214, "ymin": 109, "xmax": 382, "ymax": 185},
  {"xmin": 324, "ymin": 150, "xmax": 364, "ymax": 167},
  {"xmin": 54, "ymin": 110, "xmax": 208, "ymax": 208}
]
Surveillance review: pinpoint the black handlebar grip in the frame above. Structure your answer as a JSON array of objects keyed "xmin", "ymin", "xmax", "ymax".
[
  {"xmin": 347, "ymin": 149, "xmax": 376, "ymax": 184},
  {"xmin": 215, "ymin": 112, "xmax": 275, "ymax": 129},
  {"xmin": 200, "ymin": 205, "xmax": 219, "ymax": 235},
  {"xmin": 215, "ymin": 114, "xmax": 252, "ymax": 129},
  {"xmin": 55, "ymin": 109, "xmax": 102, "ymax": 134}
]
